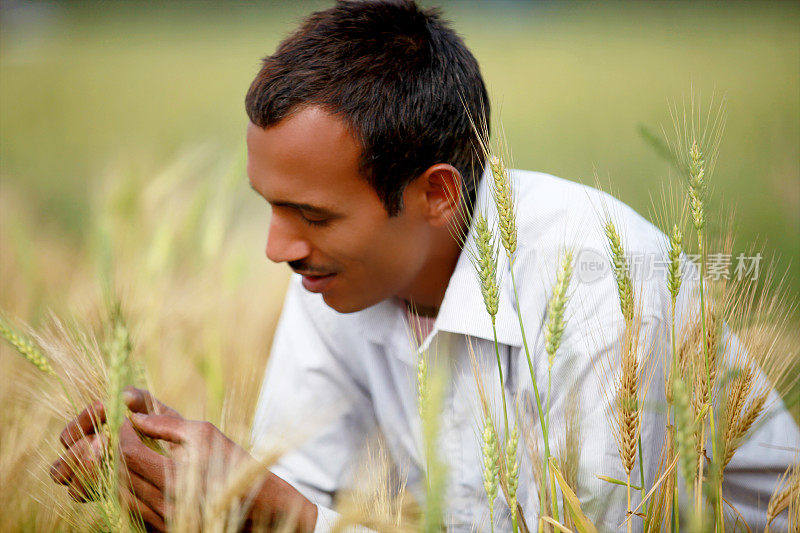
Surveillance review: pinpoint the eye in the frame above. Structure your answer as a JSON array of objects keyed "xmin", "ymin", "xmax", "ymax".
[{"xmin": 300, "ymin": 213, "xmax": 330, "ymax": 227}]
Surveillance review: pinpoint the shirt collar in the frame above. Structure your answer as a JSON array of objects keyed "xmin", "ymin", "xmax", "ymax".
[{"xmin": 357, "ymin": 168, "xmax": 523, "ymax": 351}]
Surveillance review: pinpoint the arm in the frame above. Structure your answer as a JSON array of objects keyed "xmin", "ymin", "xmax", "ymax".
[{"xmin": 50, "ymin": 387, "xmax": 318, "ymax": 531}]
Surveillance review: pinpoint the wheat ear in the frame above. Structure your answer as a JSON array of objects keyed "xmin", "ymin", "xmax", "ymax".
[
  {"xmin": 544, "ymin": 251, "xmax": 574, "ymax": 367},
  {"xmin": 605, "ymin": 221, "xmax": 642, "ymax": 533},
  {"xmin": 472, "ymin": 211, "xmax": 511, "ymax": 462},
  {"xmin": 543, "ymin": 249, "xmax": 574, "ymax": 523},
  {"xmin": 481, "ymin": 414, "xmax": 500, "ymax": 533},
  {"xmin": 503, "ymin": 421, "xmax": 520, "ymax": 533},
  {"xmin": 475, "ymin": 212, "xmax": 500, "ymax": 319},
  {"xmin": 0, "ymin": 315, "xmax": 55, "ymax": 375},
  {"xmin": 488, "ymin": 154, "xmax": 549, "ymax": 532},
  {"xmin": 687, "ymin": 139, "xmax": 715, "ymax": 515},
  {"xmin": 688, "ymin": 141, "xmax": 706, "ymax": 235},
  {"xmin": 766, "ymin": 463, "xmax": 799, "ymax": 532},
  {"xmin": 604, "ymin": 222, "xmax": 634, "ymax": 324},
  {"xmin": 724, "ymin": 388, "xmax": 769, "ymax": 468},
  {"xmin": 489, "ymin": 155, "xmax": 517, "ymax": 258}
]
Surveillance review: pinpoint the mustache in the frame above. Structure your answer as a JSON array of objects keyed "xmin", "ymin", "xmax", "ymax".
[{"xmin": 288, "ymin": 260, "xmax": 337, "ymax": 275}]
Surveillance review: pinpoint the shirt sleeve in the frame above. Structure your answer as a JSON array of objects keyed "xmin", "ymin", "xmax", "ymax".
[{"xmin": 251, "ymin": 275, "xmax": 377, "ymax": 520}]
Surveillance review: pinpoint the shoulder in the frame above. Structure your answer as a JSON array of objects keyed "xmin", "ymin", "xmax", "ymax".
[
  {"xmin": 509, "ymin": 169, "xmax": 664, "ymax": 253},
  {"xmin": 506, "ymin": 169, "xmax": 671, "ymax": 321}
]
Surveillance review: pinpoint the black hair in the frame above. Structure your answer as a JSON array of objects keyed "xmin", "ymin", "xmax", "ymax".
[{"xmin": 245, "ymin": 0, "xmax": 490, "ymax": 216}]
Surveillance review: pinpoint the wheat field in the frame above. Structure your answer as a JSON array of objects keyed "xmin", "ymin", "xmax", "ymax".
[{"xmin": 1, "ymin": 1, "xmax": 798, "ymax": 531}]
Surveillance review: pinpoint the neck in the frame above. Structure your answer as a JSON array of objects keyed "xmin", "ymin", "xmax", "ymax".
[
  {"xmin": 404, "ymin": 300, "xmax": 440, "ymax": 318},
  {"xmin": 397, "ymin": 216, "xmax": 467, "ymax": 315}
]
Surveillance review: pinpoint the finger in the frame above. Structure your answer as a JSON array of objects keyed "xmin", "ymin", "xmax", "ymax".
[
  {"xmin": 59, "ymin": 400, "xmax": 106, "ymax": 449},
  {"xmin": 129, "ymin": 413, "xmax": 187, "ymax": 444},
  {"xmin": 50, "ymin": 433, "xmax": 105, "ymax": 486},
  {"xmin": 120, "ymin": 466, "xmax": 168, "ymax": 522},
  {"xmin": 123, "ymin": 386, "xmax": 181, "ymax": 419},
  {"xmin": 120, "ymin": 486, "xmax": 167, "ymax": 532},
  {"xmin": 68, "ymin": 484, "xmax": 91, "ymax": 503},
  {"xmin": 120, "ymin": 421, "xmax": 174, "ymax": 490}
]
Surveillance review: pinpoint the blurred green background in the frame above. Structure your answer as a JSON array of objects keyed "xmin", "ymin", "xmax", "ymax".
[{"xmin": 2, "ymin": 0, "xmax": 799, "ymax": 300}]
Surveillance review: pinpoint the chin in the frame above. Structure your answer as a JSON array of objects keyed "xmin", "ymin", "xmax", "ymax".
[
  {"xmin": 321, "ymin": 292, "xmax": 360, "ymax": 314},
  {"xmin": 322, "ymin": 291, "xmax": 379, "ymax": 314}
]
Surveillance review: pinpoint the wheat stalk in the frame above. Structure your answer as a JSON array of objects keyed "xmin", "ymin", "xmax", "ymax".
[
  {"xmin": 685, "ymin": 138, "xmax": 716, "ymax": 518},
  {"xmin": 471, "ymin": 208, "xmax": 512, "ymax": 500},
  {"xmin": 467, "ymin": 338, "xmax": 527, "ymax": 533},
  {"xmin": 472, "ymin": 142, "xmax": 549, "ymax": 533},
  {"xmin": 671, "ymin": 376, "xmax": 697, "ymax": 495},
  {"xmin": 666, "ymin": 222, "xmax": 683, "ymax": 533},
  {"xmin": 604, "ymin": 220, "xmax": 644, "ymax": 533},
  {"xmin": 557, "ymin": 390, "xmax": 581, "ymax": 531},
  {"xmin": 543, "ymin": 249, "xmax": 574, "ymax": 524}
]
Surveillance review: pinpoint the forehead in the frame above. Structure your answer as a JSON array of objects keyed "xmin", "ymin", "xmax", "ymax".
[{"xmin": 246, "ymin": 107, "xmax": 378, "ymax": 208}]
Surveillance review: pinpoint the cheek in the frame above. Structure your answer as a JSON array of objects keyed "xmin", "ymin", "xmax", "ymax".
[
  {"xmin": 331, "ymin": 221, "xmax": 423, "ymax": 292},
  {"xmin": 356, "ymin": 226, "xmax": 424, "ymax": 286}
]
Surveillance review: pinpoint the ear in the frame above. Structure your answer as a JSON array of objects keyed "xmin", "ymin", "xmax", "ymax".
[{"xmin": 412, "ymin": 163, "xmax": 465, "ymax": 228}]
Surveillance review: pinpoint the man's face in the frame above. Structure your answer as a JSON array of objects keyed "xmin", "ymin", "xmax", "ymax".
[{"xmin": 246, "ymin": 106, "xmax": 432, "ymax": 313}]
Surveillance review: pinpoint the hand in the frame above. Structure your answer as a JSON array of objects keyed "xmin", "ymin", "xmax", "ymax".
[
  {"xmin": 50, "ymin": 387, "xmax": 182, "ymax": 530},
  {"xmin": 125, "ymin": 412, "xmax": 318, "ymax": 531},
  {"xmin": 50, "ymin": 387, "xmax": 318, "ymax": 532}
]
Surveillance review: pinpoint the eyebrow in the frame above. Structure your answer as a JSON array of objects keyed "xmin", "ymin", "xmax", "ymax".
[{"xmin": 250, "ymin": 183, "xmax": 342, "ymax": 218}]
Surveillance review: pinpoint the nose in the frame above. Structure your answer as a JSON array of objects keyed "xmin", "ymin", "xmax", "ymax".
[{"xmin": 265, "ymin": 213, "xmax": 312, "ymax": 264}]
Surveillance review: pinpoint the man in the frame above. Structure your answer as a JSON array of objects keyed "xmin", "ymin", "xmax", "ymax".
[{"xmin": 51, "ymin": 1, "xmax": 798, "ymax": 531}]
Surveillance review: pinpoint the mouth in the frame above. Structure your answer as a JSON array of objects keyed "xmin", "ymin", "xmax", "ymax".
[{"xmin": 297, "ymin": 272, "xmax": 337, "ymax": 293}]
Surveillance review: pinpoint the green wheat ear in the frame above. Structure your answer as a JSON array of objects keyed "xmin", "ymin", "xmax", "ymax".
[
  {"xmin": 504, "ymin": 422, "xmax": 520, "ymax": 516},
  {"xmin": 416, "ymin": 351, "xmax": 428, "ymax": 420},
  {"xmin": 489, "ymin": 155, "xmax": 517, "ymax": 257},
  {"xmin": 604, "ymin": 221, "xmax": 634, "ymax": 324},
  {"xmin": 688, "ymin": 141, "xmax": 706, "ymax": 233},
  {"xmin": 0, "ymin": 314, "xmax": 55, "ymax": 375},
  {"xmin": 667, "ymin": 224, "xmax": 683, "ymax": 302},
  {"xmin": 481, "ymin": 414, "xmax": 500, "ymax": 530},
  {"xmin": 474, "ymin": 212, "xmax": 500, "ymax": 318},
  {"xmin": 544, "ymin": 250, "xmax": 574, "ymax": 366}
]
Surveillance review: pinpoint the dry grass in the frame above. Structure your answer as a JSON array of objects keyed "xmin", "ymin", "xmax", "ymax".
[{"xmin": 0, "ymin": 147, "xmax": 285, "ymax": 530}]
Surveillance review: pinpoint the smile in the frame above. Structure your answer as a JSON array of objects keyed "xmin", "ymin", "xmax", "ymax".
[{"xmin": 300, "ymin": 273, "xmax": 337, "ymax": 293}]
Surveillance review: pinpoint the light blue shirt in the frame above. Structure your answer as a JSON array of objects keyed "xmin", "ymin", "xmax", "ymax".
[{"xmin": 252, "ymin": 168, "xmax": 799, "ymax": 531}]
